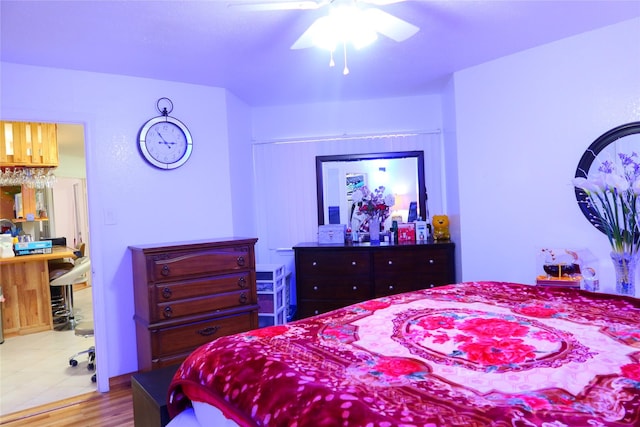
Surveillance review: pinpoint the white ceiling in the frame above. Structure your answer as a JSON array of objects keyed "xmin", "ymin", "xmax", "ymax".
[{"xmin": 1, "ymin": 0, "xmax": 640, "ymax": 107}]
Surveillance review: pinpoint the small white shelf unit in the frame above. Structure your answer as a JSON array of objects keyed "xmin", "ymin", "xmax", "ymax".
[{"xmin": 256, "ymin": 263, "xmax": 288, "ymax": 328}]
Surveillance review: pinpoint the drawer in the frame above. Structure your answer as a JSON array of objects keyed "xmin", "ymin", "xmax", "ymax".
[
  {"xmin": 297, "ymin": 299, "xmax": 364, "ymax": 319},
  {"xmin": 296, "ymin": 250, "xmax": 370, "ymax": 277},
  {"xmin": 150, "ymin": 311, "xmax": 257, "ymax": 358},
  {"xmin": 373, "ymin": 279, "xmax": 416, "ymax": 297},
  {"xmin": 373, "ymin": 248, "xmax": 451, "ymax": 274},
  {"xmin": 150, "ymin": 352, "xmax": 193, "ymax": 371},
  {"xmin": 154, "ymin": 289, "xmax": 255, "ymax": 321},
  {"xmin": 374, "ymin": 275, "xmax": 452, "ymax": 296},
  {"xmin": 154, "ymin": 272, "xmax": 251, "ymax": 302},
  {"xmin": 413, "ymin": 274, "xmax": 454, "ymax": 289},
  {"xmin": 297, "ymin": 279, "xmax": 370, "ymax": 300},
  {"xmin": 148, "ymin": 246, "xmax": 253, "ymax": 281}
]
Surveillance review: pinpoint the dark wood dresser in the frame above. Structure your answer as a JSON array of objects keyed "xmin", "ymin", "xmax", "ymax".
[
  {"xmin": 294, "ymin": 241, "xmax": 455, "ymax": 319},
  {"xmin": 130, "ymin": 238, "xmax": 259, "ymax": 371}
]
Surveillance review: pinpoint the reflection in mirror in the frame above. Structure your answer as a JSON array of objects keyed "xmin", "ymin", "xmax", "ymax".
[
  {"xmin": 316, "ymin": 151, "xmax": 426, "ymax": 231},
  {"xmin": 574, "ymin": 121, "xmax": 640, "ymax": 234}
]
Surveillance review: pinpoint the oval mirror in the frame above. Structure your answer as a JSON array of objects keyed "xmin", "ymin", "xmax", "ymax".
[{"xmin": 574, "ymin": 121, "xmax": 640, "ymax": 233}]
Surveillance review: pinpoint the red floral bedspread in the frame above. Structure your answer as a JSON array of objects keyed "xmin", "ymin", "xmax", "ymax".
[{"xmin": 167, "ymin": 282, "xmax": 640, "ymax": 426}]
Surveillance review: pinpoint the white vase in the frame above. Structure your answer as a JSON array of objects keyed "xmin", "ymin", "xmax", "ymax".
[
  {"xmin": 610, "ymin": 251, "xmax": 637, "ymax": 297},
  {"xmin": 369, "ymin": 217, "xmax": 380, "ymax": 244}
]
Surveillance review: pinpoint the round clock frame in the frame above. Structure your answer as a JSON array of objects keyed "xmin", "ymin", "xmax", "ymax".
[{"xmin": 138, "ymin": 98, "xmax": 193, "ymax": 170}]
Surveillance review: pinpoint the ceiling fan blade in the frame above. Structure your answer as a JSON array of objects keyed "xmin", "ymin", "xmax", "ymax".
[
  {"xmin": 227, "ymin": 0, "xmax": 325, "ymax": 11},
  {"xmin": 360, "ymin": 0, "xmax": 407, "ymax": 5},
  {"xmin": 363, "ymin": 7, "xmax": 419, "ymax": 41},
  {"xmin": 290, "ymin": 17, "xmax": 326, "ymax": 49}
]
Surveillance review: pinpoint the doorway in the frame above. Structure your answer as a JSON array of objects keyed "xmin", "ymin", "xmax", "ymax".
[{"xmin": 0, "ymin": 122, "xmax": 93, "ymax": 415}]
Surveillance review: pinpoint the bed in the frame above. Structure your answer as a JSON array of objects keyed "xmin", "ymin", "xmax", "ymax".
[{"xmin": 166, "ymin": 281, "xmax": 640, "ymax": 426}]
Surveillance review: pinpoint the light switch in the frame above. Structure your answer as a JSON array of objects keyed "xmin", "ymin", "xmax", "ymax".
[{"xmin": 104, "ymin": 208, "xmax": 117, "ymax": 225}]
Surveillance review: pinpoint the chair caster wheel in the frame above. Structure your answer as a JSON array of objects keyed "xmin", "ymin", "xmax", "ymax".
[
  {"xmin": 69, "ymin": 359, "xmax": 78, "ymax": 367},
  {"xmin": 91, "ymin": 374, "xmax": 97, "ymax": 383},
  {"xmin": 88, "ymin": 363, "xmax": 95, "ymax": 371}
]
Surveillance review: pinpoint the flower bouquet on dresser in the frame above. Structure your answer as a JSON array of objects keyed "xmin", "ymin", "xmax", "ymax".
[
  {"xmin": 350, "ymin": 186, "xmax": 395, "ymax": 244},
  {"xmin": 573, "ymin": 151, "xmax": 640, "ymax": 297}
]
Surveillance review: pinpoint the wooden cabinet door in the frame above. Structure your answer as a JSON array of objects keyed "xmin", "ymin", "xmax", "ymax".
[{"xmin": 0, "ymin": 121, "xmax": 59, "ymax": 167}]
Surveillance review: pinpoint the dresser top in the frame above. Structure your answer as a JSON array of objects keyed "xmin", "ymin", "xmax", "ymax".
[
  {"xmin": 293, "ymin": 240, "xmax": 454, "ymax": 250},
  {"xmin": 129, "ymin": 237, "xmax": 258, "ymax": 252}
]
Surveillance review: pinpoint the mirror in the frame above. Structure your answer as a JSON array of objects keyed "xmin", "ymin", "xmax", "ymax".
[
  {"xmin": 316, "ymin": 151, "xmax": 426, "ymax": 231},
  {"xmin": 574, "ymin": 121, "xmax": 640, "ymax": 233}
]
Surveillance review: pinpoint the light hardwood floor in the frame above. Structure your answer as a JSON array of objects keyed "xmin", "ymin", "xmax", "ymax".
[{"xmin": 0, "ymin": 376, "xmax": 134, "ymax": 427}]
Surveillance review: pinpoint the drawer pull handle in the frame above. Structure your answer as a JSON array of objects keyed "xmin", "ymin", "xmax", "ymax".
[
  {"xmin": 313, "ymin": 285, "xmax": 318, "ymax": 291},
  {"xmin": 312, "ymin": 261, "xmax": 317, "ymax": 266},
  {"xmin": 352, "ymin": 286, "xmax": 358, "ymax": 291},
  {"xmin": 429, "ymin": 284, "xmax": 434, "ymax": 288},
  {"xmin": 388, "ymin": 285, "xmax": 394, "ymax": 290},
  {"xmin": 388, "ymin": 260, "xmax": 393, "ymax": 265},
  {"xmin": 429, "ymin": 259, "xmax": 435, "ymax": 264},
  {"xmin": 236, "ymin": 256, "xmax": 246, "ymax": 267},
  {"xmin": 237, "ymin": 277, "xmax": 247, "ymax": 289},
  {"xmin": 161, "ymin": 265, "xmax": 170, "ymax": 276},
  {"xmin": 163, "ymin": 306, "xmax": 173, "ymax": 318},
  {"xmin": 351, "ymin": 261, "xmax": 357, "ymax": 266},
  {"xmin": 239, "ymin": 292, "xmax": 248, "ymax": 304},
  {"xmin": 314, "ymin": 310, "xmax": 319, "ymax": 315},
  {"xmin": 162, "ymin": 287, "xmax": 172, "ymax": 299},
  {"xmin": 198, "ymin": 326, "xmax": 220, "ymax": 336}
]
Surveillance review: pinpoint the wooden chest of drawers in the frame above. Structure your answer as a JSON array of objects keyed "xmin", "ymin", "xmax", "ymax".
[
  {"xmin": 294, "ymin": 241, "xmax": 455, "ymax": 319},
  {"xmin": 130, "ymin": 238, "xmax": 259, "ymax": 371}
]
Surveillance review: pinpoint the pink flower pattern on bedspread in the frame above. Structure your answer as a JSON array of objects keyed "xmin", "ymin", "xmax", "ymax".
[{"xmin": 167, "ymin": 281, "xmax": 640, "ymax": 426}]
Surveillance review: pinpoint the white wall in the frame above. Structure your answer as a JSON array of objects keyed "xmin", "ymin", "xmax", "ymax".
[
  {"xmin": 226, "ymin": 91, "xmax": 256, "ymax": 239},
  {"xmin": 0, "ymin": 63, "xmax": 243, "ymax": 385},
  {"xmin": 452, "ymin": 17, "xmax": 640, "ymax": 291},
  {"xmin": 441, "ymin": 78, "xmax": 462, "ymax": 283},
  {"xmin": 252, "ymin": 95, "xmax": 442, "ymax": 141}
]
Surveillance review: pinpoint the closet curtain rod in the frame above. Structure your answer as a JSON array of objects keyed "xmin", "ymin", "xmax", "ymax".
[{"xmin": 252, "ymin": 129, "xmax": 442, "ymax": 146}]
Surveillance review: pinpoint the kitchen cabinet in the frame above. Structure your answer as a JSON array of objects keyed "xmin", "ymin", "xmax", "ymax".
[
  {"xmin": 294, "ymin": 241, "xmax": 455, "ymax": 319},
  {"xmin": 130, "ymin": 238, "xmax": 259, "ymax": 371},
  {"xmin": 0, "ymin": 185, "xmax": 48, "ymax": 222},
  {"xmin": 0, "ymin": 121, "xmax": 59, "ymax": 167}
]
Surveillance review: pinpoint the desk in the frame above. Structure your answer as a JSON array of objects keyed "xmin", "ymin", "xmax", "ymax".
[{"xmin": 0, "ymin": 246, "xmax": 76, "ymax": 336}]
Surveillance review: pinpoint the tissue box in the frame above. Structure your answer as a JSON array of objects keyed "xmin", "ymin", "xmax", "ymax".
[
  {"xmin": 415, "ymin": 221, "xmax": 428, "ymax": 241},
  {"xmin": 318, "ymin": 224, "xmax": 346, "ymax": 244},
  {"xmin": 398, "ymin": 223, "xmax": 416, "ymax": 243}
]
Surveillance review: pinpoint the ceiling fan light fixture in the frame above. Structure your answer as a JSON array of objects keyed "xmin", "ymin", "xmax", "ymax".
[{"xmin": 310, "ymin": 4, "xmax": 378, "ymax": 51}]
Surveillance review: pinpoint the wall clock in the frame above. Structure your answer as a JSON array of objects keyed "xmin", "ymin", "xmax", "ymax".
[{"xmin": 138, "ymin": 97, "xmax": 193, "ymax": 170}]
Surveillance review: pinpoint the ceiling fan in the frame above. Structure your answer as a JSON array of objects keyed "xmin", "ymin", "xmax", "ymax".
[{"xmin": 231, "ymin": 0, "xmax": 419, "ymax": 51}]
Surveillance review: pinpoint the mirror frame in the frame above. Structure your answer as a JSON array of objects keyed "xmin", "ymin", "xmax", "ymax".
[
  {"xmin": 574, "ymin": 121, "xmax": 640, "ymax": 234},
  {"xmin": 316, "ymin": 151, "xmax": 426, "ymax": 226}
]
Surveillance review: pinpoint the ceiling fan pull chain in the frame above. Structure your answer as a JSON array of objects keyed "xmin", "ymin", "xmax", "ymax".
[
  {"xmin": 329, "ymin": 50, "xmax": 335, "ymax": 67},
  {"xmin": 343, "ymin": 42, "xmax": 349, "ymax": 75}
]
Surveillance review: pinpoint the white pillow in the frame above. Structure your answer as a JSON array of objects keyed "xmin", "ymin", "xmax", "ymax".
[{"xmin": 193, "ymin": 400, "xmax": 241, "ymax": 427}]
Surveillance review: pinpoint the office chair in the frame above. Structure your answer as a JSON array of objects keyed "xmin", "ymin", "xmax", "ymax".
[
  {"xmin": 69, "ymin": 321, "xmax": 97, "ymax": 382},
  {"xmin": 49, "ymin": 256, "xmax": 91, "ymax": 331}
]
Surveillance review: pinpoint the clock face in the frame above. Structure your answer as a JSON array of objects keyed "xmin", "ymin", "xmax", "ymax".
[{"xmin": 139, "ymin": 116, "xmax": 193, "ymax": 169}]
